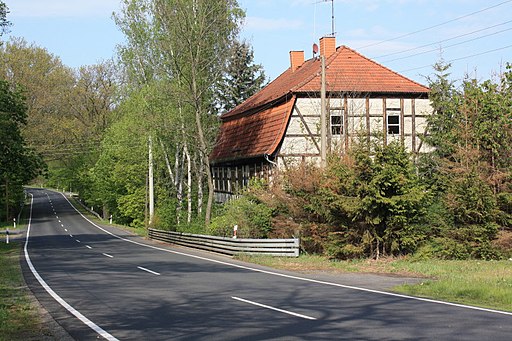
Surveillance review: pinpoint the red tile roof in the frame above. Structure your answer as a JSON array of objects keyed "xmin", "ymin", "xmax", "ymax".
[
  {"xmin": 223, "ymin": 45, "xmax": 429, "ymax": 120},
  {"xmin": 211, "ymin": 45, "xmax": 429, "ymax": 163},
  {"xmin": 210, "ymin": 96, "xmax": 295, "ymax": 164}
]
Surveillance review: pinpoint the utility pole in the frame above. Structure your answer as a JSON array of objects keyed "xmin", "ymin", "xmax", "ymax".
[
  {"xmin": 148, "ymin": 136, "xmax": 154, "ymax": 226},
  {"xmin": 320, "ymin": 54, "xmax": 327, "ymax": 167}
]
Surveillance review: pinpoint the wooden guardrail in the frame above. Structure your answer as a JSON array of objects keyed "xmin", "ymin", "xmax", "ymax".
[{"xmin": 148, "ymin": 228, "xmax": 299, "ymax": 257}]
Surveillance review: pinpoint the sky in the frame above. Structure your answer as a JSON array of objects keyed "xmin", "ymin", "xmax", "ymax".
[{"xmin": 4, "ymin": 0, "xmax": 512, "ymax": 86}]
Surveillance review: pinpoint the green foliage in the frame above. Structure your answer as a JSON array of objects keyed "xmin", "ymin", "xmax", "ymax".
[
  {"xmin": 216, "ymin": 39, "xmax": 266, "ymax": 113},
  {"xmin": 208, "ymin": 195, "xmax": 273, "ymax": 238},
  {"xmin": 0, "ymin": 80, "xmax": 44, "ymax": 220},
  {"xmin": 445, "ymin": 171, "xmax": 497, "ymax": 225},
  {"xmin": 0, "ymin": 1, "xmax": 10, "ymax": 38}
]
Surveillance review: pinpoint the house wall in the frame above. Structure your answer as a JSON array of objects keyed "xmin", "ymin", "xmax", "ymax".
[
  {"xmin": 277, "ymin": 96, "xmax": 433, "ymax": 168},
  {"xmin": 212, "ymin": 161, "xmax": 272, "ymax": 203}
]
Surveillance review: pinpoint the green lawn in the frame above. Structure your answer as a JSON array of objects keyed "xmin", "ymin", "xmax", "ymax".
[
  {"xmin": 236, "ymin": 254, "xmax": 512, "ymax": 312},
  {"xmin": 0, "ymin": 242, "xmax": 49, "ymax": 341}
]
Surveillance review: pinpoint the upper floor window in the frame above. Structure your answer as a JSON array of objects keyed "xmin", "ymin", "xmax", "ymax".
[
  {"xmin": 330, "ymin": 108, "xmax": 344, "ymax": 136},
  {"xmin": 386, "ymin": 108, "xmax": 400, "ymax": 135}
]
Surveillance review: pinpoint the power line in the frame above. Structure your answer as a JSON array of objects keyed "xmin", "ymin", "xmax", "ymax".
[
  {"xmin": 357, "ymin": 0, "xmax": 512, "ymax": 50},
  {"xmin": 398, "ymin": 44, "xmax": 512, "ymax": 73},
  {"xmin": 374, "ymin": 19, "xmax": 512, "ymax": 60},
  {"xmin": 382, "ymin": 26, "xmax": 512, "ymax": 63}
]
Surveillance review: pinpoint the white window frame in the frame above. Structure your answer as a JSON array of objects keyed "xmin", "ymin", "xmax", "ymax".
[
  {"xmin": 330, "ymin": 108, "xmax": 344, "ymax": 136},
  {"xmin": 386, "ymin": 108, "xmax": 401, "ymax": 135}
]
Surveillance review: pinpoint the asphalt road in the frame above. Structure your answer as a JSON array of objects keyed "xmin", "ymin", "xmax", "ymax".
[{"xmin": 22, "ymin": 188, "xmax": 512, "ymax": 340}]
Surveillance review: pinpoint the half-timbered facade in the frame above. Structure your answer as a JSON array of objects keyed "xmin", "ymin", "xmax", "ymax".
[{"xmin": 210, "ymin": 36, "xmax": 433, "ymax": 202}]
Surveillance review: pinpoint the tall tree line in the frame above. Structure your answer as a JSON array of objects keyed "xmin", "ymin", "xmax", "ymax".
[
  {"xmin": 81, "ymin": 0, "xmax": 264, "ymax": 229},
  {"xmin": 0, "ymin": 2, "xmax": 43, "ymax": 221}
]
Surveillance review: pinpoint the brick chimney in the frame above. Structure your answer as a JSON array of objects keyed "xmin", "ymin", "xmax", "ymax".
[
  {"xmin": 289, "ymin": 50, "xmax": 305, "ymax": 72},
  {"xmin": 319, "ymin": 36, "xmax": 336, "ymax": 57}
]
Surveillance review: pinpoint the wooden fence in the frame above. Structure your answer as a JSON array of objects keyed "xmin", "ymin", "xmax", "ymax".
[{"xmin": 148, "ymin": 228, "xmax": 299, "ymax": 257}]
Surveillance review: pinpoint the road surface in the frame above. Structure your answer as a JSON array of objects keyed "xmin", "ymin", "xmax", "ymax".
[{"xmin": 22, "ymin": 188, "xmax": 512, "ymax": 340}]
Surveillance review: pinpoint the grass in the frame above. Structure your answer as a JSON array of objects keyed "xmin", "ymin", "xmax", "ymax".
[
  {"xmin": 236, "ymin": 254, "xmax": 512, "ymax": 312},
  {"xmin": 0, "ymin": 241, "xmax": 50, "ymax": 341}
]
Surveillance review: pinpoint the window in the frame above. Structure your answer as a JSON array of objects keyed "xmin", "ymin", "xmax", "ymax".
[
  {"xmin": 330, "ymin": 109, "xmax": 344, "ymax": 136},
  {"xmin": 386, "ymin": 109, "xmax": 400, "ymax": 135}
]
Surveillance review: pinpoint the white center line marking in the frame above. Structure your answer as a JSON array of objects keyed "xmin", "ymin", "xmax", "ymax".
[
  {"xmin": 85, "ymin": 245, "xmax": 92, "ymax": 249},
  {"xmin": 56, "ymin": 216, "xmax": 58, "ymax": 219},
  {"xmin": 60, "ymin": 224, "xmax": 64, "ymax": 227},
  {"xmin": 75, "ymin": 239, "xmax": 81, "ymax": 243},
  {"xmin": 232, "ymin": 296, "xmax": 316, "ymax": 320},
  {"xmin": 64, "ymin": 229, "xmax": 68, "ymax": 232},
  {"xmin": 69, "ymin": 234, "xmax": 73, "ymax": 237},
  {"xmin": 58, "ymin": 219, "xmax": 61, "ymax": 223},
  {"xmin": 137, "ymin": 266, "xmax": 160, "ymax": 276},
  {"xmin": 102, "ymin": 253, "xmax": 113, "ymax": 258}
]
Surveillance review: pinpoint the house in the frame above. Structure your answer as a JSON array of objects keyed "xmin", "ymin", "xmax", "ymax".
[{"xmin": 210, "ymin": 36, "xmax": 432, "ymax": 202}]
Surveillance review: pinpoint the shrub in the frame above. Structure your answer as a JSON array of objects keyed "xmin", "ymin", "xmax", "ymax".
[{"xmin": 208, "ymin": 196, "xmax": 273, "ymax": 238}]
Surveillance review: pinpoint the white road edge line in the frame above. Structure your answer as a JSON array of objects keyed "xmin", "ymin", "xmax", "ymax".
[
  {"xmin": 137, "ymin": 266, "xmax": 160, "ymax": 276},
  {"xmin": 59, "ymin": 192, "xmax": 512, "ymax": 317},
  {"xmin": 102, "ymin": 253, "xmax": 113, "ymax": 258},
  {"xmin": 232, "ymin": 296, "xmax": 316, "ymax": 320},
  {"xmin": 25, "ymin": 193, "xmax": 119, "ymax": 341},
  {"xmin": 75, "ymin": 239, "xmax": 81, "ymax": 243}
]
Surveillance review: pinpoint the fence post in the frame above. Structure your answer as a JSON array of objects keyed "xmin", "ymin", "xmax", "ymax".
[{"xmin": 294, "ymin": 238, "xmax": 300, "ymax": 257}]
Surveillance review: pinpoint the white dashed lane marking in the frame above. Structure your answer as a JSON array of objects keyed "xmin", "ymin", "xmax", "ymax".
[{"xmin": 137, "ymin": 266, "xmax": 160, "ymax": 276}]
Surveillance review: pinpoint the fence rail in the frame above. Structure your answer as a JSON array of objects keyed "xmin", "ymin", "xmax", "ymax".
[{"xmin": 148, "ymin": 228, "xmax": 299, "ymax": 257}]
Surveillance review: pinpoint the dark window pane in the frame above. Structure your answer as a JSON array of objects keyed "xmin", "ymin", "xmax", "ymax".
[
  {"xmin": 388, "ymin": 125, "xmax": 400, "ymax": 134},
  {"xmin": 331, "ymin": 116, "xmax": 342, "ymax": 125},
  {"xmin": 388, "ymin": 115, "xmax": 399, "ymax": 124},
  {"xmin": 332, "ymin": 126, "xmax": 341, "ymax": 135}
]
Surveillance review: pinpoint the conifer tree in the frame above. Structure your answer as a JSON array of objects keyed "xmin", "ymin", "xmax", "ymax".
[{"xmin": 216, "ymin": 40, "xmax": 266, "ymax": 113}]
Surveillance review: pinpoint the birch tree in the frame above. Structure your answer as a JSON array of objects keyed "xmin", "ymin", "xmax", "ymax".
[{"xmin": 114, "ymin": 0, "xmax": 243, "ymax": 227}]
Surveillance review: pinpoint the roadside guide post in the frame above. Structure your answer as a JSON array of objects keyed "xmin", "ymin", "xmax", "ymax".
[{"xmin": 233, "ymin": 225, "xmax": 238, "ymax": 239}]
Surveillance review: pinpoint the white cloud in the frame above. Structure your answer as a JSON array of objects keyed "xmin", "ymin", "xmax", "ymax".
[
  {"xmin": 244, "ymin": 16, "xmax": 303, "ymax": 31},
  {"xmin": 8, "ymin": 0, "xmax": 120, "ymax": 18}
]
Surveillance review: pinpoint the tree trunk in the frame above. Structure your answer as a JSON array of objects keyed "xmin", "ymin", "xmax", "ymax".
[
  {"xmin": 176, "ymin": 146, "xmax": 184, "ymax": 226},
  {"xmin": 161, "ymin": 139, "xmax": 175, "ymax": 183},
  {"xmin": 197, "ymin": 152, "xmax": 203, "ymax": 216},
  {"xmin": 184, "ymin": 142, "xmax": 192, "ymax": 224},
  {"xmin": 191, "ymin": 72, "xmax": 214, "ymax": 226}
]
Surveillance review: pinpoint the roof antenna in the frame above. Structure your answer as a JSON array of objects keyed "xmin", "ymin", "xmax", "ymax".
[{"xmin": 330, "ymin": 0, "xmax": 335, "ymax": 37}]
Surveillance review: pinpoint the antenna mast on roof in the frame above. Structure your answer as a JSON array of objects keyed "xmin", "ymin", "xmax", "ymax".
[
  {"xmin": 330, "ymin": 0, "xmax": 335, "ymax": 36},
  {"xmin": 315, "ymin": 0, "xmax": 336, "ymax": 36}
]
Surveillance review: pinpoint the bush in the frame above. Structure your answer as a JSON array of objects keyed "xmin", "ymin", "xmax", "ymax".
[
  {"xmin": 208, "ymin": 196, "xmax": 273, "ymax": 238},
  {"xmin": 325, "ymin": 232, "xmax": 365, "ymax": 260}
]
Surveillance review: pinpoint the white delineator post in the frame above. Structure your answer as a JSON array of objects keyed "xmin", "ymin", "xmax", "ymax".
[{"xmin": 233, "ymin": 225, "xmax": 238, "ymax": 239}]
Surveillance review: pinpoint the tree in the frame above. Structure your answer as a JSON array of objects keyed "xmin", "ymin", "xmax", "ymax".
[
  {"xmin": 0, "ymin": 80, "xmax": 43, "ymax": 220},
  {"xmin": 0, "ymin": 1, "xmax": 10, "ymax": 39},
  {"xmin": 0, "ymin": 38, "xmax": 75, "ymax": 156},
  {"xmin": 216, "ymin": 39, "xmax": 266, "ymax": 113},
  {"xmin": 114, "ymin": 0, "xmax": 245, "ymax": 227}
]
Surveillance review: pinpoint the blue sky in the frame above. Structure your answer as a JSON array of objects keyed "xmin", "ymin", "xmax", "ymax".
[{"xmin": 5, "ymin": 0, "xmax": 512, "ymax": 85}]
